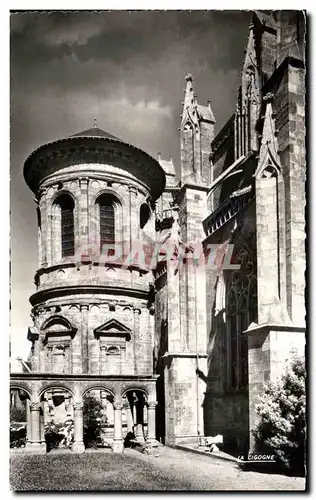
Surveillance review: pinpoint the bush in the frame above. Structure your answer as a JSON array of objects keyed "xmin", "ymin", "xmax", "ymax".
[
  {"xmin": 83, "ymin": 395, "xmax": 108, "ymax": 448},
  {"xmin": 10, "ymin": 423, "xmax": 26, "ymax": 448},
  {"xmin": 253, "ymin": 353, "xmax": 306, "ymax": 475},
  {"xmin": 45, "ymin": 422, "xmax": 65, "ymax": 451},
  {"xmin": 45, "ymin": 417, "xmax": 74, "ymax": 452}
]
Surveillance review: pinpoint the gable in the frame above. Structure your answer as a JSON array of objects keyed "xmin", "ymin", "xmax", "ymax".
[{"xmin": 94, "ymin": 318, "xmax": 131, "ymax": 341}]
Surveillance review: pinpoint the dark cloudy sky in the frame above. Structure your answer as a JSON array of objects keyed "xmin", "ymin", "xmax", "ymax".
[{"xmin": 10, "ymin": 9, "xmax": 251, "ymax": 365}]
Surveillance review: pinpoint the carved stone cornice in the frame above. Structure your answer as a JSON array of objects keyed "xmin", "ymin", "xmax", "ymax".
[
  {"xmin": 29, "ymin": 284, "xmax": 150, "ymax": 307},
  {"xmin": 23, "ymin": 137, "xmax": 166, "ymax": 201}
]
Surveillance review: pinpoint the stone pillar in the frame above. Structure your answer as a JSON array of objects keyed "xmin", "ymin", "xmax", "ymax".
[
  {"xmin": 146, "ymin": 401, "xmax": 157, "ymax": 443},
  {"xmin": 26, "ymin": 399, "xmax": 32, "ymax": 445},
  {"xmin": 26, "ymin": 402, "xmax": 45, "ymax": 453},
  {"xmin": 246, "ymin": 323, "xmax": 305, "ymax": 452},
  {"xmin": 144, "ymin": 400, "xmax": 159, "ymax": 456},
  {"xmin": 112, "ymin": 400, "xmax": 124, "ymax": 453},
  {"xmin": 256, "ymin": 172, "xmax": 280, "ymax": 323},
  {"xmin": 81, "ymin": 305, "xmax": 89, "ymax": 373},
  {"xmin": 72, "ymin": 401, "xmax": 85, "ymax": 453}
]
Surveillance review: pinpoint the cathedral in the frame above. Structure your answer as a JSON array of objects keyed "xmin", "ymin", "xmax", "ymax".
[{"xmin": 10, "ymin": 11, "xmax": 306, "ymax": 456}]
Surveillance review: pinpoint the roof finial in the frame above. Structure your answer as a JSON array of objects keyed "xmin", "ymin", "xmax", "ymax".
[{"xmin": 93, "ymin": 118, "xmax": 98, "ymax": 128}]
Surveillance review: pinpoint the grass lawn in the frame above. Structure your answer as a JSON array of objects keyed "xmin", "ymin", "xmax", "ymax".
[{"xmin": 10, "ymin": 451, "xmax": 198, "ymax": 491}]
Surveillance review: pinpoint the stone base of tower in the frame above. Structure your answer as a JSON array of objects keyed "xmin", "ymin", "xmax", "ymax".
[
  {"xmin": 246, "ymin": 322, "xmax": 305, "ymax": 452},
  {"xmin": 163, "ymin": 353, "xmax": 207, "ymax": 446}
]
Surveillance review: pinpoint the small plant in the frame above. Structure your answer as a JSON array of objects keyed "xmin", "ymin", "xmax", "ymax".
[
  {"xmin": 253, "ymin": 352, "xmax": 306, "ymax": 475},
  {"xmin": 83, "ymin": 395, "xmax": 108, "ymax": 448}
]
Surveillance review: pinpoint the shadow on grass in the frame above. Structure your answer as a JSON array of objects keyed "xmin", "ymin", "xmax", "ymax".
[{"xmin": 238, "ymin": 461, "xmax": 305, "ymax": 478}]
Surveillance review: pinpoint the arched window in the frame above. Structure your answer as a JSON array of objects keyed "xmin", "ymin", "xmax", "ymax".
[
  {"xmin": 140, "ymin": 203, "xmax": 151, "ymax": 230},
  {"xmin": 53, "ymin": 194, "xmax": 75, "ymax": 259},
  {"xmin": 225, "ymin": 245, "xmax": 257, "ymax": 390},
  {"xmin": 96, "ymin": 193, "xmax": 120, "ymax": 254}
]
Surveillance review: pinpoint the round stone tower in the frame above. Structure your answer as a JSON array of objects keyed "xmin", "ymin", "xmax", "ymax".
[{"xmin": 24, "ymin": 124, "xmax": 165, "ymax": 379}]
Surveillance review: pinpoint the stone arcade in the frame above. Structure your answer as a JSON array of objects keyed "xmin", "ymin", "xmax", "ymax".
[{"xmin": 10, "ymin": 11, "xmax": 306, "ymax": 455}]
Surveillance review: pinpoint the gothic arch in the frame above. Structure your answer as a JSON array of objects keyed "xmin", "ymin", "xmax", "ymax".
[{"xmin": 224, "ymin": 239, "xmax": 257, "ymax": 391}]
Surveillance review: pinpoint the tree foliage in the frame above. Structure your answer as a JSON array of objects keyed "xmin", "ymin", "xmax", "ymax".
[
  {"xmin": 253, "ymin": 353, "xmax": 306, "ymax": 474},
  {"xmin": 10, "ymin": 405, "xmax": 27, "ymax": 423},
  {"xmin": 83, "ymin": 395, "xmax": 108, "ymax": 448}
]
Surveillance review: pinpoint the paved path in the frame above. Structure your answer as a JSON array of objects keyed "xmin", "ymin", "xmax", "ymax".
[{"xmin": 125, "ymin": 446, "xmax": 305, "ymax": 491}]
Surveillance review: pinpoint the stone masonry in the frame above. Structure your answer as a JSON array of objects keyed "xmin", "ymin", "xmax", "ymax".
[{"xmin": 11, "ymin": 10, "xmax": 306, "ymax": 457}]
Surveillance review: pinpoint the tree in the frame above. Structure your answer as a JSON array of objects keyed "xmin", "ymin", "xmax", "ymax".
[
  {"xmin": 253, "ymin": 353, "xmax": 306, "ymax": 474},
  {"xmin": 83, "ymin": 395, "xmax": 108, "ymax": 448},
  {"xmin": 10, "ymin": 405, "xmax": 26, "ymax": 423}
]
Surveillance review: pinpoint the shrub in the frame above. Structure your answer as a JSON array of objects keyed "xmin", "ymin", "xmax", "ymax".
[
  {"xmin": 44, "ymin": 417, "xmax": 75, "ymax": 451},
  {"xmin": 253, "ymin": 353, "xmax": 306, "ymax": 475},
  {"xmin": 45, "ymin": 422, "xmax": 65, "ymax": 451},
  {"xmin": 10, "ymin": 423, "xmax": 26, "ymax": 448},
  {"xmin": 83, "ymin": 395, "xmax": 108, "ymax": 448}
]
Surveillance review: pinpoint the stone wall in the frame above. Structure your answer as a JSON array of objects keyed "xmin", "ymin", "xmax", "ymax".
[{"xmin": 32, "ymin": 297, "xmax": 153, "ymax": 377}]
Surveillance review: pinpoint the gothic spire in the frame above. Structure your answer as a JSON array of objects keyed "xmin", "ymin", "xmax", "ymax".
[{"xmin": 183, "ymin": 73, "xmax": 194, "ymax": 111}]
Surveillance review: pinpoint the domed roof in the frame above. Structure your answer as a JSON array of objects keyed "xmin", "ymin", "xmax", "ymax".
[
  {"xmin": 24, "ymin": 122, "xmax": 166, "ymax": 200},
  {"xmin": 70, "ymin": 126, "xmax": 121, "ymax": 141}
]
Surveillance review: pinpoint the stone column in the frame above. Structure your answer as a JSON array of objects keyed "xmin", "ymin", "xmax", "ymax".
[
  {"xmin": 246, "ymin": 323, "xmax": 305, "ymax": 452},
  {"xmin": 72, "ymin": 401, "xmax": 85, "ymax": 453},
  {"xmin": 146, "ymin": 401, "xmax": 157, "ymax": 443},
  {"xmin": 26, "ymin": 402, "xmax": 45, "ymax": 453},
  {"xmin": 26, "ymin": 399, "xmax": 32, "ymax": 445},
  {"xmin": 112, "ymin": 400, "xmax": 124, "ymax": 453},
  {"xmin": 81, "ymin": 305, "xmax": 89, "ymax": 373}
]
